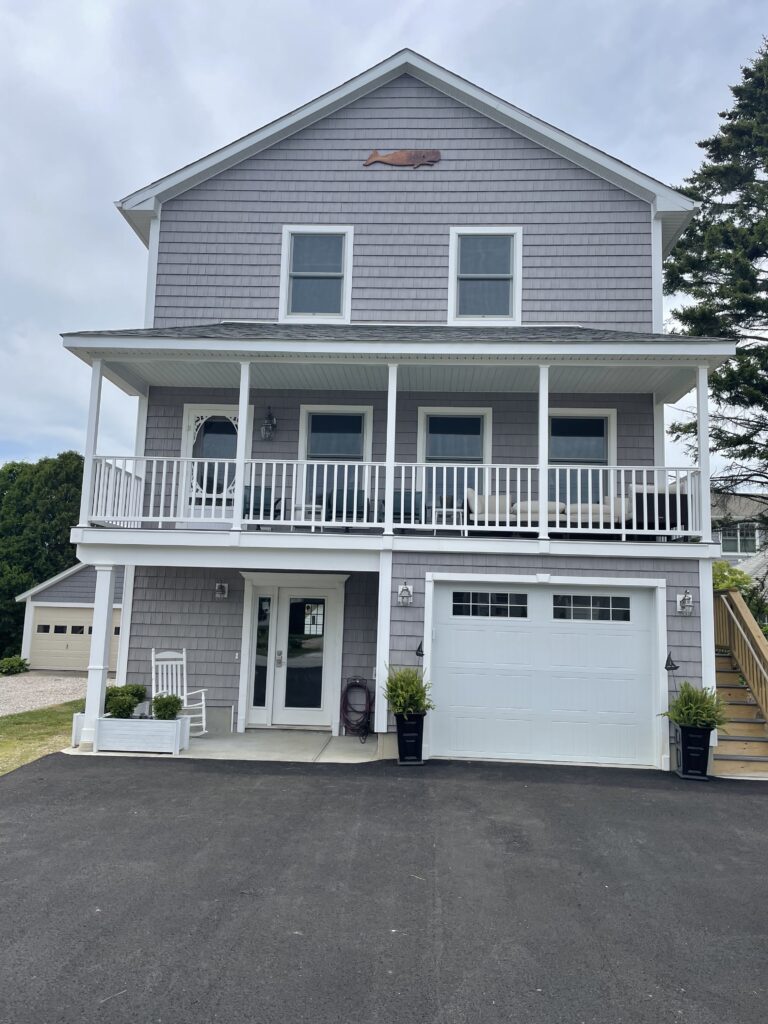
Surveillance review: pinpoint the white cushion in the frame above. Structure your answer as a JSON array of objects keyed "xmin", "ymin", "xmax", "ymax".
[
  {"xmin": 513, "ymin": 501, "xmax": 566, "ymax": 518},
  {"xmin": 567, "ymin": 501, "xmax": 625, "ymax": 523},
  {"xmin": 465, "ymin": 488, "xmax": 512, "ymax": 516}
]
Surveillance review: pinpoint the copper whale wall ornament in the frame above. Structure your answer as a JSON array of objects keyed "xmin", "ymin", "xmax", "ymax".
[{"xmin": 363, "ymin": 148, "xmax": 441, "ymax": 168}]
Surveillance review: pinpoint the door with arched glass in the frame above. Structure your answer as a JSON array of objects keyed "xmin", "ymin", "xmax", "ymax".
[{"xmin": 181, "ymin": 405, "xmax": 253, "ymax": 520}]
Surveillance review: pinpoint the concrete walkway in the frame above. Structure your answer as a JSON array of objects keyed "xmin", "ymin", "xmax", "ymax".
[
  {"xmin": 0, "ymin": 672, "xmax": 86, "ymax": 717},
  {"xmin": 66, "ymin": 729, "xmax": 398, "ymax": 763}
]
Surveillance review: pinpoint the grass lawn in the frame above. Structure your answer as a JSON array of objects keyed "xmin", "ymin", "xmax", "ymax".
[{"xmin": 0, "ymin": 699, "xmax": 84, "ymax": 777}]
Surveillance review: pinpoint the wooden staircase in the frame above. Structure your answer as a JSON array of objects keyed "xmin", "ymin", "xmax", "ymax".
[{"xmin": 712, "ymin": 589, "xmax": 768, "ymax": 779}]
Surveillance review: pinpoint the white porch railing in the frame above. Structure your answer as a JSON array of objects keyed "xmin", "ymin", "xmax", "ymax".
[
  {"xmin": 85, "ymin": 457, "xmax": 702, "ymax": 538},
  {"xmin": 87, "ymin": 456, "xmax": 386, "ymax": 529}
]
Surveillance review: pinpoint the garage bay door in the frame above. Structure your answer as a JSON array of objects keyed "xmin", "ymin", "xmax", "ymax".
[
  {"xmin": 30, "ymin": 607, "xmax": 121, "ymax": 672},
  {"xmin": 429, "ymin": 583, "xmax": 658, "ymax": 766}
]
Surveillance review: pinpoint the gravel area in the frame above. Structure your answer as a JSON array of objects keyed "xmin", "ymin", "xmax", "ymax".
[{"xmin": 0, "ymin": 672, "xmax": 87, "ymax": 717}]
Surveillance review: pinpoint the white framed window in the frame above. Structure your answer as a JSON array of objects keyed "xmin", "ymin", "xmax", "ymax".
[
  {"xmin": 720, "ymin": 522, "xmax": 759, "ymax": 555},
  {"xmin": 447, "ymin": 227, "xmax": 523, "ymax": 326},
  {"xmin": 417, "ymin": 407, "xmax": 493, "ymax": 464},
  {"xmin": 279, "ymin": 225, "xmax": 353, "ymax": 324},
  {"xmin": 549, "ymin": 409, "xmax": 617, "ymax": 466},
  {"xmin": 298, "ymin": 405, "xmax": 373, "ymax": 463}
]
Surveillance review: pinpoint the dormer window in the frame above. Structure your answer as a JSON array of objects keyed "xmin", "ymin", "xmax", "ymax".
[
  {"xmin": 447, "ymin": 227, "xmax": 522, "ymax": 326},
  {"xmin": 279, "ymin": 225, "xmax": 353, "ymax": 323}
]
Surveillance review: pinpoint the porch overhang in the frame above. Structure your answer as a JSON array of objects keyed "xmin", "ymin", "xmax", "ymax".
[{"xmin": 62, "ymin": 323, "xmax": 736, "ymax": 404}]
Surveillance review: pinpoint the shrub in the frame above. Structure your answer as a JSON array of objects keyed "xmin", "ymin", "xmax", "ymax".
[
  {"xmin": 104, "ymin": 687, "xmax": 139, "ymax": 719},
  {"xmin": 662, "ymin": 681, "xmax": 728, "ymax": 730},
  {"xmin": 122, "ymin": 683, "xmax": 147, "ymax": 704},
  {"xmin": 0, "ymin": 656, "xmax": 29, "ymax": 675},
  {"xmin": 152, "ymin": 693, "xmax": 183, "ymax": 720},
  {"xmin": 383, "ymin": 666, "xmax": 435, "ymax": 718}
]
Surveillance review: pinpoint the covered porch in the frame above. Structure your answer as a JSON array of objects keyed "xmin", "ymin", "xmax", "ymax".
[{"xmin": 66, "ymin": 323, "xmax": 727, "ymax": 545}]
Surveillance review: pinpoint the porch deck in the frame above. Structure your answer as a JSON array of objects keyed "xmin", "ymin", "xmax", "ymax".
[{"xmin": 66, "ymin": 729, "xmax": 398, "ymax": 763}]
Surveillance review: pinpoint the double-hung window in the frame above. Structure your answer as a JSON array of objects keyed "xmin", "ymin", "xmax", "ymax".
[
  {"xmin": 280, "ymin": 226, "xmax": 353, "ymax": 323},
  {"xmin": 548, "ymin": 410, "xmax": 616, "ymax": 503},
  {"xmin": 720, "ymin": 522, "xmax": 759, "ymax": 555},
  {"xmin": 418, "ymin": 407, "xmax": 492, "ymax": 506},
  {"xmin": 448, "ymin": 227, "xmax": 522, "ymax": 325}
]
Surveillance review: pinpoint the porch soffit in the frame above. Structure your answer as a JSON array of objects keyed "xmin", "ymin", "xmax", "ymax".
[{"xmin": 100, "ymin": 357, "xmax": 697, "ymax": 401}]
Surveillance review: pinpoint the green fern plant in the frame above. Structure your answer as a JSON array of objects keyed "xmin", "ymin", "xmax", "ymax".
[
  {"xmin": 662, "ymin": 681, "xmax": 728, "ymax": 730},
  {"xmin": 383, "ymin": 666, "xmax": 435, "ymax": 718}
]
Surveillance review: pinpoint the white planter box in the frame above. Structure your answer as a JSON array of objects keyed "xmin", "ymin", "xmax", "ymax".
[{"xmin": 93, "ymin": 715, "xmax": 191, "ymax": 755}]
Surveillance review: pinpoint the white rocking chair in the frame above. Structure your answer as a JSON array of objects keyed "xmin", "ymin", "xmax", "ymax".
[{"xmin": 151, "ymin": 648, "xmax": 207, "ymax": 736}]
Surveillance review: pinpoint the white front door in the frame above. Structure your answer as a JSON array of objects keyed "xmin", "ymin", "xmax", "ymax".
[{"xmin": 245, "ymin": 579, "xmax": 344, "ymax": 730}]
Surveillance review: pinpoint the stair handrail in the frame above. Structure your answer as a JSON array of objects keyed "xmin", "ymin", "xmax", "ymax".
[{"xmin": 715, "ymin": 588, "xmax": 768, "ymax": 719}]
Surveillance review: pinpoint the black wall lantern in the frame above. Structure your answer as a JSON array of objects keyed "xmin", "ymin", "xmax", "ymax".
[{"xmin": 261, "ymin": 407, "xmax": 278, "ymax": 441}]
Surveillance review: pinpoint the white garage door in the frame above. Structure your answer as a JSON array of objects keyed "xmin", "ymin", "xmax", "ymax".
[
  {"xmin": 429, "ymin": 583, "xmax": 658, "ymax": 766},
  {"xmin": 30, "ymin": 607, "xmax": 121, "ymax": 672}
]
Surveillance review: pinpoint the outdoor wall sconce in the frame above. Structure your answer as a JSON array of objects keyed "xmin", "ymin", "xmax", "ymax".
[
  {"xmin": 214, "ymin": 582, "xmax": 229, "ymax": 601},
  {"xmin": 676, "ymin": 589, "xmax": 694, "ymax": 616},
  {"xmin": 260, "ymin": 407, "xmax": 278, "ymax": 441},
  {"xmin": 397, "ymin": 581, "xmax": 414, "ymax": 606},
  {"xmin": 415, "ymin": 641, "xmax": 424, "ymax": 658},
  {"xmin": 664, "ymin": 652, "xmax": 680, "ymax": 672}
]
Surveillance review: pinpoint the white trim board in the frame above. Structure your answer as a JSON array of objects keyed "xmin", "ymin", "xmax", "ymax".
[
  {"xmin": 422, "ymin": 572, "xmax": 669, "ymax": 770},
  {"xmin": 116, "ymin": 49, "xmax": 696, "ymax": 254}
]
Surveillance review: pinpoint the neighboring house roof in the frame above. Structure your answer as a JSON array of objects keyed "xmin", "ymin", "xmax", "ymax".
[
  {"xmin": 711, "ymin": 492, "xmax": 768, "ymax": 523},
  {"xmin": 64, "ymin": 323, "xmax": 728, "ymax": 346},
  {"xmin": 15, "ymin": 563, "xmax": 124, "ymax": 604},
  {"xmin": 116, "ymin": 49, "xmax": 697, "ymax": 253},
  {"xmin": 737, "ymin": 549, "xmax": 768, "ymax": 579}
]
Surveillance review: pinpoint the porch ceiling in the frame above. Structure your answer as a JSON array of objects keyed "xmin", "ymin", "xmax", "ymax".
[{"xmin": 101, "ymin": 356, "xmax": 699, "ymax": 402}]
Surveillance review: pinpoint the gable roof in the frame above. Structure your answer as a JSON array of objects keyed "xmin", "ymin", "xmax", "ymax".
[
  {"xmin": 15, "ymin": 563, "xmax": 88, "ymax": 603},
  {"xmin": 117, "ymin": 49, "xmax": 696, "ymax": 254}
]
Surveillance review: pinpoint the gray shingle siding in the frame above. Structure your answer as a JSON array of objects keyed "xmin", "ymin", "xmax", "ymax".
[
  {"xmin": 154, "ymin": 75, "xmax": 652, "ymax": 331},
  {"xmin": 33, "ymin": 565, "xmax": 124, "ymax": 605},
  {"xmin": 389, "ymin": 553, "xmax": 702, "ymax": 695},
  {"xmin": 144, "ymin": 387, "xmax": 654, "ymax": 466},
  {"xmin": 126, "ymin": 567, "xmax": 378, "ymax": 726}
]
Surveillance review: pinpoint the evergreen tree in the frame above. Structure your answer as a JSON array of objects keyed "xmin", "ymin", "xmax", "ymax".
[
  {"xmin": 0, "ymin": 451, "xmax": 83, "ymax": 657},
  {"xmin": 664, "ymin": 41, "xmax": 768, "ymax": 498}
]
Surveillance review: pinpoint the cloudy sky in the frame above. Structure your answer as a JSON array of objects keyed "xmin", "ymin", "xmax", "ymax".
[{"xmin": 0, "ymin": 0, "xmax": 764, "ymax": 463}]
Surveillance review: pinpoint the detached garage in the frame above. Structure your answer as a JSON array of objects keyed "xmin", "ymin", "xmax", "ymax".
[
  {"xmin": 426, "ymin": 577, "xmax": 665, "ymax": 768},
  {"xmin": 16, "ymin": 565, "xmax": 124, "ymax": 672}
]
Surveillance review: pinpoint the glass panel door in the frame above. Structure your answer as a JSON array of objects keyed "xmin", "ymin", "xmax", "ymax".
[
  {"xmin": 247, "ymin": 593, "xmax": 274, "ymax": 725},
  {"xmin": 272, "ymin": 591, "xmax": 332, "ymax": 727}
]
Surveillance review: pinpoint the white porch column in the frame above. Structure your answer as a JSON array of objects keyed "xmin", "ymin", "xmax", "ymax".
[
  {"xmin": 537, "ymin": 364, "xmax": 550, "ymax": 540},
  {"xmin": 373, "ymin": 547, "xmax": 393, "ymax": 733},
  {"xmin": 78, "ymin": 358, "xmax": 103, "ymax": 526},
  {"xmin": 116, "ymin": 394, "xmax": 149, "ymax": 683},
  {"xmin": 79, "ymin": 564, "xmax": 117, "ymax": 751},
  {"xmin": 231, "ymin": 361, "xmax": 251, "ymax": 531},
  {"xmin": 697, "ymin": 364, "xmax": 712, "ymax": 542},
  {"xmin": 653, "ymin": 398, "xmax": 666, "ymax": 466},
  {"xmin": 383, "ymin": 363, "xmax": 398, "ymax": 536}
]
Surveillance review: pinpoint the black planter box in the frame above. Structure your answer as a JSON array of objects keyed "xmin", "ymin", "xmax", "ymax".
[
  {"xmin": 676, "ymin": 724, "xmax": 713, "ymax": 779},
  {"xmin": 395, "ymin": 712, "xmax": 425, "ymax": 764}
]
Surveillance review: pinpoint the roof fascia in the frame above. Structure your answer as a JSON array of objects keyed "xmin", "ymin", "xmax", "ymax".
[
  {"xmin": 63, "ymin": 333, "xmax": 736, "ymax": 362},
  {"xmin": 117, "ymin": 49, "xmax": 695, "ymax": 245},
  {"xmin": 15, "ymin": 563, "xmax": 85, "ymax": 602}
]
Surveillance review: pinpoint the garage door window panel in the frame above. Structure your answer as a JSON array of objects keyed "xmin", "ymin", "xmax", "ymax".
[
  {"xmin": 452, "ymin": 591, "xmax": 527, "ymax": 618},
  {"xmin": 36, "ymin": 624, "xmax": 50, "ymax": 634},
  {"xmin": 553, "ymin": 594, "xmax": 631, "ymax": 622}
]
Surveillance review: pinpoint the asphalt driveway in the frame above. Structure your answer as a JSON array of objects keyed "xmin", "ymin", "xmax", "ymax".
[{"xmin": 0, "ymin": 756, "xmax": 766, "ymax": 1024}]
